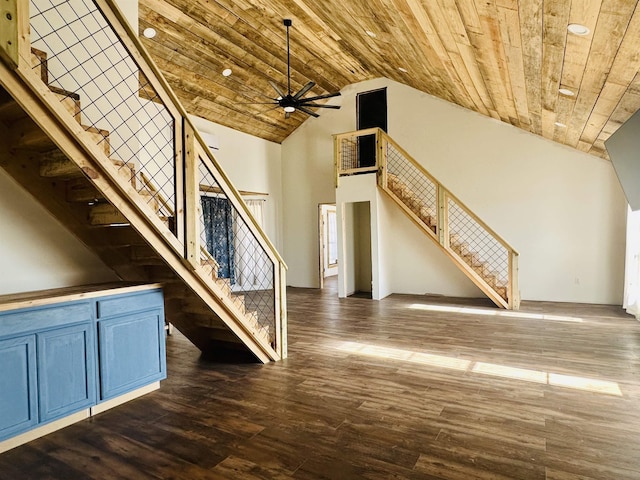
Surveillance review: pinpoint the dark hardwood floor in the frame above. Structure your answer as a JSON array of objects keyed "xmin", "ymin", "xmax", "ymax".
[{"xmin": 2, "ymin": 280, "xmax": 640, "ymax": 479}]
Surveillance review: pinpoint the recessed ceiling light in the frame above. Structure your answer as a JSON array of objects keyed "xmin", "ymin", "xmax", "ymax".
[
  {"xmin": 283, "ymin": 106, "xmax": 295, "ymax": 113},
  {"xmin": 222, "ymin": 68, "xmax": 232, "ymax": 77},
  {"xmin": 568, "ymin": 24, "xmax": 590, "ymax": 36},
  {"xmin": 365, "ymin": 30, "xmax": 377, "ymax": 38},
  {"xmin": 398, "ymin": 67, "xmax": 408, "ymax": 73},
  {"xmin": 142, "ymin": 27, "xmax": 156, "ymax": 39},
  {"xmin": 554, "ymin": 121, "xmax": 567, "ymax": 128},
  {"xmin": 559, "ymin": 88, "xmax": 575, "ymax": 96}
]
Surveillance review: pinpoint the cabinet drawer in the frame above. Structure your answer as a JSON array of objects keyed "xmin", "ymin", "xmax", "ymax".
[
  {"xmin": 96, "ymin": 290, "xmax": 164, "ymax": 319},
  {"xmin": 0, "ymin": 302, "xmax": 92, "ymax": 338},
  {"xmin": 0, "ymin": 335, "xmax": 38, "ymax": 441},
  {"xmin": 98, "ymin": 311, "xmax": 166, "ymax": 400}
]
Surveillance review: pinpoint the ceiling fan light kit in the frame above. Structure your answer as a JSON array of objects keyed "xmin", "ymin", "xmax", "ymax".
[{"xmin": 248, "ymin": 19, "xmax": 341, "ymax": 118}]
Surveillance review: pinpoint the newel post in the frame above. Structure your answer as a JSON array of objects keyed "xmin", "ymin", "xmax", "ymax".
[
  {"xmin": 277, "ymin": 262, "xmax": 288, "ymax": 359},
  {"xmin": 509, "ymin": 252, "xmax": 520, "ymax": 310}
]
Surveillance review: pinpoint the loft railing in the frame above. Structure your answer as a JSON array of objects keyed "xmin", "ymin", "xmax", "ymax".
[
  {"xmin": 334, "ymin": 128, "xmax": 520, "ymax": 310},
  {"xmin": 1, "ymin": 0, "xmax": 287, "ymax": 358}
]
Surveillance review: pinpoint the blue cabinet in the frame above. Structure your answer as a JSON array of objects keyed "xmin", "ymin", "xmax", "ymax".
[
  {"xmin": 97, "ymin": 290, "xmax": 166, "ymax": 400},
  {"xmin": 0, "ymin": 335, "xmax": 38, "ymax": 440},
  {"xmin": 0, "ymin": 285, "xmax": 165, "ymax": 444}
]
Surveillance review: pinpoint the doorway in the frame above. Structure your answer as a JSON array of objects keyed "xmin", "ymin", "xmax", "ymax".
[
  {"xmin": 343, "ymin": 201, "xmax": 372, "ymax": 298},
  {"xmin": 318, "ymin": 203, "xmax": 338, "ymax": 289},
  {"xmin": 356, "ymin": 88, "xmax": 387, "ymax": 168}
]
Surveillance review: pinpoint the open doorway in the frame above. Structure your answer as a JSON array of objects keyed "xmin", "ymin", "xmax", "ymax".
[
  {"xmin": 356, "ymin": 88, "xmax": 387, "ymax": 168},
  {"xmin": 319, "ymin": 203, "xmax": 338, "ymax": 289},
  {"xmin": 342, "ymin": 201, "xmax": 372, "ymax": 298}
]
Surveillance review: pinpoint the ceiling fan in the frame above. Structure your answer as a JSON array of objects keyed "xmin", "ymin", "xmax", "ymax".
[{"xmin": 253, "ymin": 19, "xmax": 341, "ymax": 118}]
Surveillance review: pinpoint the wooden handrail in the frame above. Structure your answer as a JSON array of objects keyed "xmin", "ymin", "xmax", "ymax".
[{"xmin": 333, "ymin": 127, "xmax": 381, "ymax": 139}]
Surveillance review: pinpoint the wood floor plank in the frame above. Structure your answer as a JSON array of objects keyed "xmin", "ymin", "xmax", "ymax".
[{"xmin": 1, "ymin": 278, "xmax": 640, "ymax": 478}]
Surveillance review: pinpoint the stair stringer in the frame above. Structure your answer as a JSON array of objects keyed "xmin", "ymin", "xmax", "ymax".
[
  {"xmin": 0, "ymin": 53, "xmax": 277, "ymax": 362},
  {"xmin": 378, "ymin": 182, "xmax": 510, "ymax": 309}
]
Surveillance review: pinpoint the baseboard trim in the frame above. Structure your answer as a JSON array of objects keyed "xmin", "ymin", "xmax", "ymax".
[{"xmin": 91, "ymin": 382, "xmax": 160, "ymax": 415}]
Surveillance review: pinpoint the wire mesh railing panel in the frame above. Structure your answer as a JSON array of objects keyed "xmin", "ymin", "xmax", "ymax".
[
  {"xmin": 337, "ymin": 132, "xmax": 380, "ymax": 172},
  {"xmin": 30, "ymin": 0, "xmax": 178, "ymax": 237},
  {"xmin": 198, "ymin": 158, "xmax": 276, "ymax": 347},
  {"xmin": 339, "ymin": 135, "xmax": 358, "ymax": 171},
  {"xmin": 385, "ymin": 141, "xmax": 438, "ymax": 230},
  {"xmin": 447, "ymin": 197, "xmax": 509, "ymax": 290}
]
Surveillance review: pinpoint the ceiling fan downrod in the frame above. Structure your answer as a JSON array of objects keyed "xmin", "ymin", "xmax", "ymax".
[{"xmin": 284, "ymin": 19, "xmax": 292, "ymax": 96}]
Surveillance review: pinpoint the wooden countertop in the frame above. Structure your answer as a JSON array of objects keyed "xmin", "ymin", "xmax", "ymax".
[{"xmin": 0, "ymin": 282, "xmax": 163, "ymax": 313}]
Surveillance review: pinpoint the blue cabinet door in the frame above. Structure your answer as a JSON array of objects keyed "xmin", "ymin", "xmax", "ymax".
[
  {"xmin": 98, "ymin": 311, "xmax": 166, "ymax": 400},
  {"xmin": 0, "ymin": 335, "xmax": 38, "ymax": 441},
  {"xmin": 37, "ymin": 323, "xmax": 96, "ymax": 423}
]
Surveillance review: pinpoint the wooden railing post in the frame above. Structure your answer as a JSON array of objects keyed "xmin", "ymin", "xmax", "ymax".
[
  {"xmin": 334, "ymin": 134, "xmax": 340, "ymax": 188},
  {"xmin": 437, "ymin": 186, "xmax": 447, "ymax": 247},
  {"xmin": 509, "ymin": 252, "xmax": 520, "ymax": 309},
  {"xmin": 378, "ymin": 129, "xmax": 388, "ymax": 188},
  {"xmin": 184, "ymin": 122, "xmax": 200, "ymax": 269},
  {"xmin": 0, "ymin": 0, "xmax": 29, "ymax": 69},
  {"xmin": 278, "ymin": 262, "xmax": 288, "ymax": 359}
]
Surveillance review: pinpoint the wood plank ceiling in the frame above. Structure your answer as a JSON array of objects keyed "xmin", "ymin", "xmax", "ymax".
[{"xmin": 139, "ymin": 0, "xmax": 640, "ymax": 159}]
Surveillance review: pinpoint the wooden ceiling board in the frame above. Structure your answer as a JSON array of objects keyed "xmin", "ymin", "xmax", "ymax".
[{"xmin": 139, "ymin": 0, "xmax": 640, "ymax": 159}]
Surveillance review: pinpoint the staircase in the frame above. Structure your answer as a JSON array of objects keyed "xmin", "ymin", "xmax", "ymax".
[
  {"xmin": 0, "ymin": 0, "xmax": 285, "ymax": 361},
  {"xmin": 335, "ymin": 129, "xmax": 519, "ymax": 309}
]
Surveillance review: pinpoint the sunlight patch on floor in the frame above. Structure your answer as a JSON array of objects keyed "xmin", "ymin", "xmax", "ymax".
[
  {"xmin": 335, "ymin": 341, "xmax": 622, "ymax": 396},
  {"xmin": 338, "ymin": 342, "xmax": 471, "ymax": 370},
  {"xmin": 408, "ymin": 303, "xmax": 584, "ymax": 323}
]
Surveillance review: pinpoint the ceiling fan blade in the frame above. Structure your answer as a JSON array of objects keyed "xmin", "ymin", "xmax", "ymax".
[
  {"xmin": 297, "ymin": 105, "xmax": 320, "ymax": 118},
  {"xmin": 300, "ymin": 91, "xmax": 341, "ymax": 102},
  {"xmin": 299, "ymin": 102, "xmax": 341, "ymax": 109},
  {"xmin": 269, "ymin": 81, "xmax": 286, "ymax": 99},
  {"xmin": 293, "ymin": 81, "xmax": 316, "ymax": 100}
]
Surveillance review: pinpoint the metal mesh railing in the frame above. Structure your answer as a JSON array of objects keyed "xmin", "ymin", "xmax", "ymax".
[
  {"xmin": 385, "ymin": 141, "xmax": 438, "ymax": 231},
  {"xmin": 337, "ymin": 132, "xmax": 379, "ymax": 173},
  {"xmin": 30, "ymin": 0, "xmax": 178, "ymax": 235},
  {"xmin": 339, "ymin": 135, "xmax": 358, "ymax": 171},
  {"xmin": 447, "ymin": 197, "xmax": 509, "ymax": 293},
  {"xmin": 198, "ymin": 158, "xmax": 276, "ymax": 347}
]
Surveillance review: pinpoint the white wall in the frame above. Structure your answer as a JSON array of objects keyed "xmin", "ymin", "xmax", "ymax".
[
  {"xmin": 0, "ymin": 173, "xmax": 118, "ymax": 295},
  {"xmin": 282, "ymin": 77, "xmax": 627, "ymax": 304},
  {"xmin": 282, "ymin": 95, "xmax": 356, "ymax": 287},
  {"xmin": 189, "ymin": 115, "xmax": 283, "ymax": 252}
]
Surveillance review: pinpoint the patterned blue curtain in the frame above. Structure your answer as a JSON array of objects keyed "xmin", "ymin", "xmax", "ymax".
[{"xmin": 201, "ymin": 196, "xmax": 235, "ymax": 284}]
